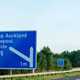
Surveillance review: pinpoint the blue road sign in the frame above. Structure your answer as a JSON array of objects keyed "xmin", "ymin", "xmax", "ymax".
[
  {"xmin": 57, "ymin": 59, "xmax": 64, "ymax": 67},
  {"xmin": 0, "ymin": 31, "xmax": 36, "ymax": 69}
]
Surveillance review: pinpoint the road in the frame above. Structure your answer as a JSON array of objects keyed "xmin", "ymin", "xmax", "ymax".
[{"xmin": 52, "ymin": 76, "xmax": 80, "ymax": 80}]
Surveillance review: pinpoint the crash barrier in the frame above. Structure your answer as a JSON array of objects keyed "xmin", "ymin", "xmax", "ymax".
[{"xmin": 0, "ymin": 68, "xmax": 80, "ymax": 80}]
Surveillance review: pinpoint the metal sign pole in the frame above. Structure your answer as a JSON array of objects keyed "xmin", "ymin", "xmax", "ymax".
[
  {"xmin": 32, "ymin": 68, "xmax": 35, "ymax": 73},
  {"xmin": 10, "ymin": 69, "xmax": 12, "ymax": 80},
  {"xmin": 10, "ymin": 69, "xmax": 12, "ymax": 75}
]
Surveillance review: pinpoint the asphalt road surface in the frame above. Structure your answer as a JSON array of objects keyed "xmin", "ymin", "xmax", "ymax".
[{"xmin": 52, "ymin": 76, "xmax": 80, "ymax": 80}]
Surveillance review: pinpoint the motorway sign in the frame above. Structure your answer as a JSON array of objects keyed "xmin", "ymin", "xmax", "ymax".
[
  {"xmin": 57, "ymin": 58, "xmax": 64, "ymax": 67},
  {"xmin": 0, "ymin": 31, "xmax": 36, "ymax": 69}
]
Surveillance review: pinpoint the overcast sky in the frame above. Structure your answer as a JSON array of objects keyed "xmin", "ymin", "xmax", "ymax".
[{"xmin": 0, "ymin": 0, "xmax": 80, "ymax": 53}]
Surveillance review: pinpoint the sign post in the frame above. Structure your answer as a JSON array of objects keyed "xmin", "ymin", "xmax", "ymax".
[
  {"xmin": 10, "ymin": 69, "xmax": 12, "ymax": 75},
  {"xmin": 0, "ymin": 31, "xmax": 36, "ymax": 69}
]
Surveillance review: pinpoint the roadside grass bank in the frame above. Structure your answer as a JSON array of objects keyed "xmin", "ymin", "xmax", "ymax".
[{"xmin": 0, "ymin": 71, "xmax": 80, "ymax": 80}]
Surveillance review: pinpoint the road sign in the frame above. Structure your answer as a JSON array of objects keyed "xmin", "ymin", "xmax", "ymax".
[
  {"xmin": 57, "ymin": 58, "xmax": 64, "ymax": 67},
  {"xmin": 0, "ymin": 31, "xmax": 36, "ymax": 69}
]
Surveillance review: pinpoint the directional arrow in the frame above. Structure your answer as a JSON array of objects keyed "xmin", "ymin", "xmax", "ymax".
[
  {"xmin": 9, "ymin": 46, "xmax": 34, "ymax": 67},
  {"xmin": 30, "ymin": 47, "xmax": 33, "ymax": 68}
]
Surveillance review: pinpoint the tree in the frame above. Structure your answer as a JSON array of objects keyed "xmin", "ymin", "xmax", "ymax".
[
  {"xmin": 37, "ymin": 51, "xmax": 47, "ymax": 71},
  {"xmin": 37, "ymin": 46, "xmax": 54, "ymax": 71},
  {"xmin": 64, "ymin": 58, "xmax": 72, "ymax": 70},
  {"xmin": 70, "ymin": 50, "xmax": 80, "ymax": 67}
]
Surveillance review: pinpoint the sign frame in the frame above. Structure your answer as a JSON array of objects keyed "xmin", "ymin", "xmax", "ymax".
[{"xmin": 0, "ymin": 30, "xmax": 37, "ymax": 69}]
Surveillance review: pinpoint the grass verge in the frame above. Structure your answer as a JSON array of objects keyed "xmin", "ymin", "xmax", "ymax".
[{"xmin": 1, "ymin": 71, "xmax": 80, "ymax": 80}]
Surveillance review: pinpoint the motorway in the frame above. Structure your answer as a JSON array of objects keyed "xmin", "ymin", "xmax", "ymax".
[{"xmin": 53, "ymin": 76, "xmax": 80, "ymax": 80}]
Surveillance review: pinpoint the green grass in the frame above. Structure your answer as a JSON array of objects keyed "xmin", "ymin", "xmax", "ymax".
[{"xmin": 1, "ymin": 71, "xmax": 80, "ymax": 80}]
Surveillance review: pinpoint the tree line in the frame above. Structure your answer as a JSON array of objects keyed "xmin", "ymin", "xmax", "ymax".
[{"xmin": 37, "ymin": 46, "xmax": 80, "ymax": 71}]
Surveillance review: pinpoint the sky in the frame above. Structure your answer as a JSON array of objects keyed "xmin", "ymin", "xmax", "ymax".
[{"xmin": 0, "ymin": 0, "xmax": 80, "ymax": 53}]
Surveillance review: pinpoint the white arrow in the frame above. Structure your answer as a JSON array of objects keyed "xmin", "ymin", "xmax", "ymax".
[
  {"xmin": 30, "ymin": 47, "xmax": 33, "ymax": 68},
  {"xmin": 9, "ymin": 46, "xmax": 33, "ymax": 67}
]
